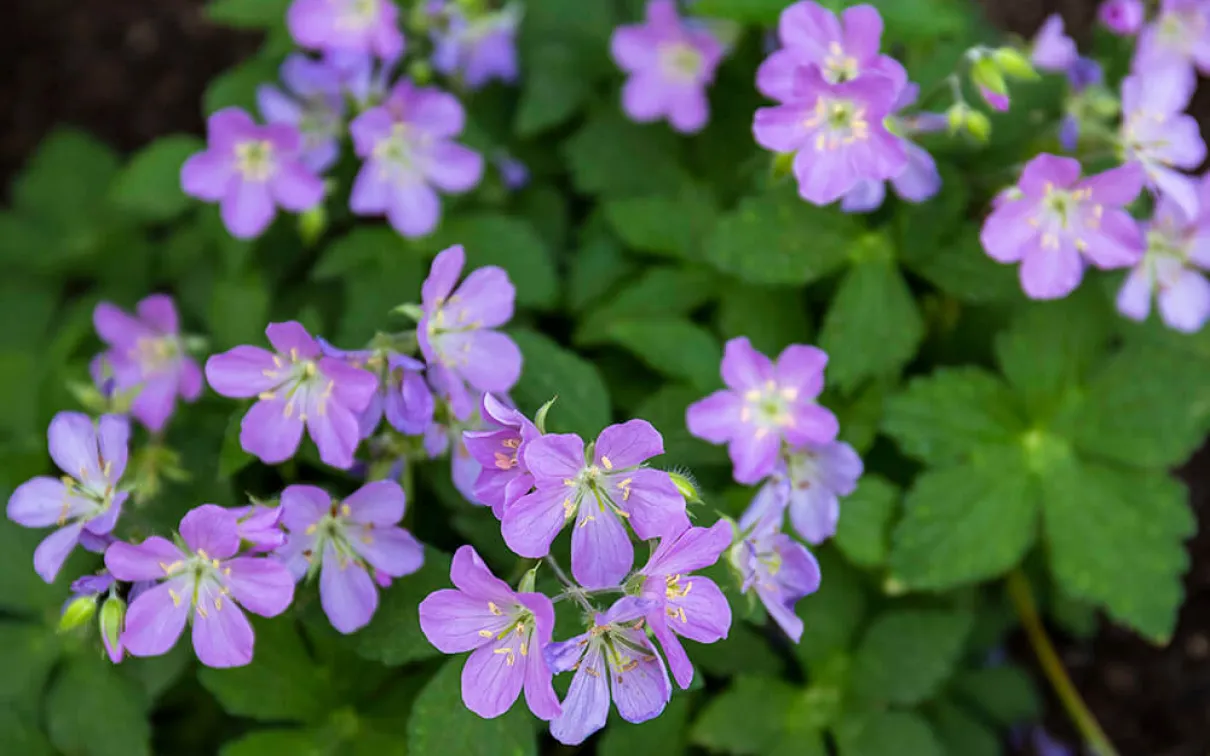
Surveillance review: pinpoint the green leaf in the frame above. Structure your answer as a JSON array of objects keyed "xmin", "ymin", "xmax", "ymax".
[
  {"xmin": 46, "ymin": 656, "xmax": 151, "ymax": 756},
  {"xmin": 703, "ymin": 187, "xmax": 857, "ymax": 285},
  {"xmin": 218, "ymin": 408, "xmax": 255, "ymax": 479},
  {"xmin": 199, "ymin": 619, "xmax": 339, "ymax": 721},
  {"xmin": 0, "ymin": 707, "xmax": 55, "ymax": 755},
  {"xmin": 796, "ymin": 549, "xmax": 868, "ymax": 667},
  {"xmin": 834, "ymin": 710, "xmax": 944, "ymax": 756},
  {"xmin": 312, "ymin": 227, "xmax": 412, "ymax": 280},
  {"xmin": 13, "ymin": 128, "xmax": 120, "ymax": 229},
  {"xmin": 575, "ymin": 266, "xmax": 720, "ymax": 344},
  {"xmin": 206, "ymin": 0, "xmax": 291, "ymax": 28},
  {"xmin": 691, "ymin": 676, "xmax": 799, "ymax": 755},
  {"xmin": 902, "ymin": 224, "xmax": 1021, "ymax": 304},
  {"xmin": 849, "ymin": 609, "xmax": 972, "ymax": 706},
  {"xmin": 209, "ymin": 272, "xmax": 271, "ymax": 350},
  {"xmin": 355, "ymin": 547, "xmax": 452, "ymax": 666},
  {"xmin": 819, "ymin": 251, "xmax": 924, "ymax": 390},
  {"xmin": 1066, "ymin": 342, "xmax": 1209, "ymax": 468},
  {"xmin": 633, "ymin": 384, "xmax": 729, "ymax": 469},
  {"xmin": 599, "ymin": 695, "xmax": 689, "ymax": 756},
  {"xmin": 690, "ymin": 616, "xmax": 784, "ymax": 678},
  {"xmin": 338, "ymin": 252, "xmax": 426, "ymax": 346},
  {"xmin": 407, "ymin": 657, "xmax": 536, "ymax": 756},
  {"xmin": 890, "ymin": 456, "xmax": 1039, "ymax": 591},
  {"xmin": 562, "ymin": 109, "xmax": 689, "ymax": 198},
  {"xmin": 429, "ymin": 214, "xmax": 558, "ymax": 309},
  {"xmin": 1041, "ymin": 459, "xmax": 1193, "ymax": 641},
  {"xmin": 205, "ymin": 55, "xmax": 281, "ymax": 114},
  {"xmin": 690, "ymin": 0, "xmax": 789, "ymax": 23},
  {"xmin": 994, "ymin": 294, "xmax": 1111, "ymax": 421},
  {"xmin": 510, "ymin": 329, "xmax": 612, "ymax": 437},
  {"xmin": 0, "ymin": 621, "xmax": 60, "ymax": 705},
  {"xmin": 882, "ymin": 367, "xmax": 1025, "ymax": 466},
  {"xmin": 567, "ymin": 233, "xmax": 636, "ymax": 313},
  {"xmin": 219, "ymin": 729, "xmax": 319, "ymax": 756},
  {"xmin": 716, "ymin": 283, "xmax": 811, "ymax": 356},
  {"xmin": 604, "ymin": 318, "xmax": 722, "ymax": 392},
  {"xmin": 929, "ymin": 703, "xmax": 1002, "ymax": 756},
  {"xmin": 952, "ymin": 665, "xmax": 1041, "ymax": 728},
  {"xmin": 0, "ymin": 352, "xmax": 42, "ymax": 438},
  {"xmin": 603, "ymin": 184, "xmax": 716, "ymax": 260},
  {"xmin": 109, "ymin": 135, "xmax": 203, "ymax": 221},
  {"xmin": 514, "ymin": 43, "xmax": 592, "ymax": 135},
  {"xmin": 834, "ymin": 475, "xmax": 898, "ymax": 568}
]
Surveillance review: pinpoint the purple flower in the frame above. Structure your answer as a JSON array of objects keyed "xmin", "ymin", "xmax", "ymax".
[
  {"xmin": 419, "ymin": 245, "xmax": 521, "ymax": 420},
  {"xmin": 1120, "ymin": 70, "xmax": 1206, "ymax": 218},
  {"xmin": 1099, "ymin": 0, "xmax": 1145, "ymax": 35},
  {"xmin": 204, "ymin": 321, "xmax": 378, "ymax": 469},
  {"xmin": 501, "ymin": 420, "xmax": 690, "ymax": 588},
  {"xmin": 418, "ymin": 545, "xmax": 560, "ymax": 720},
  {"xmin": 840, "ymin": 83, "xmax": 942, "ymax": 213},
  {"xmin": 7, "ymin": 413, "xmax": 129, "ymax": 583},
  {"xmin": 1059, "ymin": 57, "xmax": 1104, "ymax": 152},
  {"xmin": 348, "ymin": 80, "xmax": 483, "ymax": 237},
  {"xmin": 181, "ymin": 108, "xmax": 325, "ymax": 239},
  {"xmin": 287, "ymin": 0, "xmax": 405, "ymax": 60},
  {"xmin": 318, "ymin": 339, "xmax": 435, "ymax": 439},
  {"xmin": 91, "ymin": 294, "xmax": 203, "ymax": 432},
  {"xmin": 328, "ymin": 49, "xmax": 396, "ymax": 107},
  {"xmin": 1117, "ymin": 184, "xmax": 1210, "ymax": 332},
  {"xmin": 277, "ymin": 481, "xmax": 424, "ymax": 633},
  {"xmin": 546, "ymin": 596, "xmax": 670, "ymax": 745},
  {"xmin": 732, "ymin": 487, "xmax": 822, "ymax": 641},
  {"xmin": 105, "ymin": 505, "xmax": 295, "ymax": 668},
  {"xmin": 1031, "ymin": 14, "xmax": 1078, "ymax": 72},
  {"xmin": 980, "ymin": 154, "xmax": 1146, "ymax": 300},
  {"xmin": 1132, "ymin": 0, "xmax": 1210, "ymax": 78},
  {"xmin": 756, "ymin": 1, "xmax": 906, "ymax": 103},
  {"xmin": 257, "ymin": 54, "xmax": 346, "ymax": 173},
  {"xmin": 687, "ymin": 338, "xmax": 839, "ymax": 486},
  {"xmin": 778, "ymin": 441, "xmax": 863, "ymax": 544},
  {"xmin": 431, "ymin": 4, "xmax": 521, "ymax": 89},
  {"xmin": 463, "ymin": 393, "xmax": 539, "ymax": 518},
  {"xmin": 230, "ymin": 502, "xmax": 286, "ymax": 553},
  {"xmin": 754, "ymin": 67, "xmax": 906, "ymax": 206},
  {"xmin": 611, "ymin": 0, "xmax": 726, "ymax": 134},
  {"xmin": 978, "ymin": 86, "xmax": 1011, "ymax": 112},
  {"xmin": 637, "ymin": 521, "xmax": 733, "ymax": 689}
]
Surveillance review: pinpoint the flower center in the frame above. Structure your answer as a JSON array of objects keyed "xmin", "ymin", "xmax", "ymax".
[
  {"xmin": 739, "ymin": 380, "xmax": 797, "ymax": 436},
  {"xmin": 804, "ymin": 97, "xmax": 870, "ymax": 151},
  {"xmin": 823, "ymin": 41, "xmax": 859, "ymax": 83},
  {"xmin": 658, "ymin": 42, "xmax": 704, "ymax": 82},
  {"xmin": 374, "ymin": 124, "xmax": 417, "ymax": 169},
  {"xmin": 339, "ymin": 0, "xmax": 380, "ymax": 30},
  {"xmin": 130, "ymin": 335, "xmax": 181, "ymax": 374},
  {"xmin": 235, "ymin": 139, "xmax": 276, "ymax": 182}
]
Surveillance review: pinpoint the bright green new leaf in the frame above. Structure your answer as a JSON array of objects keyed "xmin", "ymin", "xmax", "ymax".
[
  {"xmin": 691, "ymin": 676, "xmax": 800, "ymax": 755},
  {"xmin": 510, "ymin": 329, "xmax": 612, "ymax": 437},
  {"xmin": 46, "ymin": 656, "xmax": 151, "ymax": 756},
  {"xmin": 703, "ymin": 187, "xmax": 857, "ymax": 285},
  {"xmin": 603, "ymin": 183, "xmax": 716, "ymax": 260},
  {"xmin": 849, "ymin": 608, "xmax": 972, "ymax": 706},
  {"xmin": 574, "ymin": 266, "xmax": 719, "ymax": 344},
  {"xmin": 834, "ymin": 710, "xmax": 944, "ymax": 756},
  {"xmin": 563, "ymin": 109, "xmax": 689, "ymax": 198},
  {"xmin": 1041, "ymin": 459, "xmax": 1193, "ymax": 642},
  {"xmin": 716, "ymin": 283, "xmax": 811, "ymax": 356},
  {"xmin": 428, "ymin": 214, "xmax": 559, "ymax": 309},
  {"xmin": 890, "ymin": 453, "xmax": 1039, "ymax": 590},
  {"xmin": 109, "ymin": 135, "xmax": 203, "ymax": 222},
  {"xmin": 355, "ymin": 548, "xmax": 453, "ymax": 666},
  {"xmin": 407, "ymin": 658, "xmax": 536, "ymax": 756},
  {"xmin": 819, "ymin": 252, "xmax": 924, "ymax": 391},
  {"xmin": 882, "ymin": 367, "xmax": 1025, "ymax": 466},
  {"xmin": 604, "ymin": 318, "xmax": 722, "ymax": 392},
  {"xmin": 834, "ymin": 475, "xmax": 898, "ymax": 568}
]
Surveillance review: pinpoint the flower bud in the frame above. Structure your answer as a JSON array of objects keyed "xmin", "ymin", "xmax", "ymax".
[
  {"xmin": 534, "ymin": 397, "xmax": 557, "ymax": 435},
  {"xmin": 970, "ymin": 55, "xmax": 1008, "ymax": 97},
  {"xmin": 667, "ymin": 471, "xmax": 701, "ymax": 504},
  {"xmin": 408, "ymin": 59, "xmax": 434, "ymax": 86},
  {"xmin": 518, "ymin": 565, "xmax": 539, "ymax": 595},
  {"xmin": 299, "ymin": 204, "xmax": 327, "ymax": 247},
  {"xmin": 964, "ymin": 110, "xmax": 992, "ymax": 142},
  {"xmin": 992, "ymin": 47, "xmax": 1038, "ymax": 81},
  {"xmin": 99, "ymin": 595, "xmax": 126, "ymax": 663},
  {"xmin": 59, "ymin": 595, "xmax": 97, "ymax": 633}
]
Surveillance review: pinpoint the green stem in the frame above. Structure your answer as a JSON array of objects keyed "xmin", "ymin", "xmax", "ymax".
[{"xmin": 1006, "ymin": 570, "xmax": 1119, "ymax": 756}]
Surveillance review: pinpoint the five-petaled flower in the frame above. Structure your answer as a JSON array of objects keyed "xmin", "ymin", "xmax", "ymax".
[
  {"xmin": 7, "ymin": 412, "xmax": 130, "ymax": 583},
  {"xmin": 610, "ymin": 0, "xmax": 726, "ymax": 134},
  {"xmin": 258, "ymin": 53, "xmax": 347, "ymax": 173},
  {"xmin": 105, "ymin": 505, "xmax": 295, "ymax": 668},
  {"xmin": 319, "ymin": 339, "xmax": 435, "ymax": 439},
  {"xmin": 545, "ymin": 596, "xmax": 671, "ymax": 746},
  {"xmin": 348, "ymin": 81, "xmax": 483, "ymax": 237},
  {"xmin": 205, "ymin": 321, "xmax": 378, "ymax": 469},
  {"xmin": 1131, "ymin": 0, "xmax": 1210, "ymax": 80},
  {"xmin": 756, "ymin": 1, "xmax": 906, "ymax": 103},
  {"xmin": 287, "ymin": 0, "xmax": 405, "ymax": 60},
  {"xmin": 278, "ymin": 481, "xmax": 424, "ymax": 633},
  {"xmin": 181, "ymin": 108, "xmax": 325, "ymax": 239},
  {"xmin": 636, "ymin": 521, "xmax": 734, "ymax": 689},
  {"xmin": 431, "ymin": 2, "xmax": 521, "ymax": 90},
  {"xmin": 1119, "ymin": 70, "xmax": 1207, "ymax": 218},
  {"xmin": 980, "ymin": 154, "xmax": 1146, "ymax": 300},
  {"xmin": 745, "ymin": 440, "xmax": 863, "ymax": 545},
  {"xmin": 753, "ymin": 67, "xmax": 907, "ymax": 206},
  {"xmin": 501, "ymin": 419, "xmax": 690, "ymax": 588},
  {"xmin": 419, "ymin": 545, "xmax": 561, "ymax": 720},
  {"xmin": 92, "ymin": 294, "xmax": 202, "ymax": 432},
  {"xmin": 687, "ymin": 337, "xmax": 839, "ymax": 486},
  {"xmin": 463, "ymin": 393, "xmax": 540, "ymax": 517},
  {"xmin": 419, "ymin": 245, "xmax": 522, "ymax": 420},
  {"xmin": 1031, "ymin": 14, "xmax": 1078, "ymax": 73}
]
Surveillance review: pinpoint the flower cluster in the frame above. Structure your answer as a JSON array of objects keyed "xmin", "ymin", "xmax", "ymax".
[
  {"xmin": 977, "ymin": 3, "xmax": 1210, "ymax": 332},
  {"xmin": 752, "ymin": 1, "xmax": 943, "ymax": 210}
]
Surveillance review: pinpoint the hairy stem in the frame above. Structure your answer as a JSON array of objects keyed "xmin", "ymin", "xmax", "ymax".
[
  {"xmin": 1006, "ymin": 569, "xmax": 1119, "ymax": 756},
  {"xmin": 545, "ymin": 556, "xmax": 595, "ymax": 614}
]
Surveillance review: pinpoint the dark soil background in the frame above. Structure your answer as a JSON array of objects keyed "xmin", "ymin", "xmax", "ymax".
[{"xmin": 0, "ymin": 1, "xmax": 1206, "ymax": 754}]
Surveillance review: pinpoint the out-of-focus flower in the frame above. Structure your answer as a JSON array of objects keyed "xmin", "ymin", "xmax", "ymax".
[
  {"xmin": 288, "ymin": 0, "xmax": 405, "ymax": 60},
  {"xmin": 1031, "ymin": 14, "xmax": 1078, "ymax": 72},
  {"xmin": 1099, "ymin": 0, "xmax": 1145, "ymax": 35},
  {"xmin": 463, "ymin": 393, "xmax": 540, "ymax": 518},
  {"xmin": 840, "ymin": 83, "xmax": 943, "ymax": 213},
  {"xmin": 1132, "ymin": 0, "xmax": 1210, "ymax": 80},
  {"xmin": 1120, "ymin": 69, "xmax": 1206, "ymax": 217},
  {"xmin": 257, "ymin": 54, "xmax": 346, "ymax": 172},
  {"xmin": 432, "ymin": 3, "xmax": 521, "ymax": 89}
]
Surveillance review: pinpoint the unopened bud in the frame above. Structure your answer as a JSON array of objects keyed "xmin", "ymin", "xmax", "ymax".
[
  {"xmin": 534, "ymin": 397, "xmax": 557, "ymax": 435},
  {"xmin": 299, "ymin": 204, "xmax": 327, "ymax": 247},
  {"xmin": 391, "ymin": 303, "xmax": 426, "ymax": 322},
  {"xmin": 518, "ymin": 565, "xmax": 539, "ymax": 595},
  {"xmin": 59, "ymin": 596, "xmax": 97, "ymax": 633},
  {"xmin": 965, "ymin": 110, "xmax": 992, "ymax": 142},
  {"xmin": 992, "ymin": 47, "xmax": 1038, "ymax": 81},
  {"xmin": 668, "ymin": 471, "xmax": 700, "ymax": 504},
  {"xmin": 970, "ymin": 55, "xmax": 1008, "ymax": 97},
  {"xmin": 99, "ymin": 595, "xmax": 126, "ymax": 663},
  {"xmin": 408, "ymin": 59, "xmax": 433, "ymax": 86}
]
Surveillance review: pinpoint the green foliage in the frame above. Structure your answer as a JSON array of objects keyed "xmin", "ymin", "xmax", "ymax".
[
  {"xmin": 109, "ymin": 136, "xmax": 204, "ymax": 222},
  {"xmin": 833, "ymin": 710, "xmax": 944, "ymax": 756},
  {"xmin": 407, "ymin": 658, "xmax": 536, "ymax": 756},
  {"xmin": 849, "ymin": 609, "xmax": 972, "ymax": 706},
  {"xmin": 46, "ymin": 657, "xmax": 152, "ymax": 756}
]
